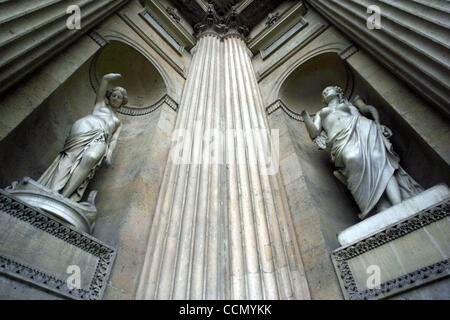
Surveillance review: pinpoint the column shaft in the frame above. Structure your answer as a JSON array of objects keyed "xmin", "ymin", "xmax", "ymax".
[{"xmin": 137, "ymin": 30, "xmax": 310, "ymax": 300}]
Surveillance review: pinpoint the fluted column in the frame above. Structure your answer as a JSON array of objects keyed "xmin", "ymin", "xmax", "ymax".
[
  {"xmin": 137, "ymin": 27, "xmax": 310, "ymax": 300},
  {"xmin": 223, "ymin": 32, "xmax": 309, "ymax": 300},
  {"xmin": 137, "ymin": 31, "xmax": 225, "ymax": 300}
]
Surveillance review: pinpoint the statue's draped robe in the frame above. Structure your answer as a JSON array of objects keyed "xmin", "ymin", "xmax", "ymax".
[
  {"xmin": 38, "ymin": 129, "xmax": 108, "ymax": 202},
  {"xmin": 328, "ymin": 115, "xmax": 422, "ymax": 217}
]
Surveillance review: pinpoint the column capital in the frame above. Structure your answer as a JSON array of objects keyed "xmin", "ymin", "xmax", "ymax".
[
  {"xmin": 194, "ymin": 3, "xmax": 249, "ymax": 39},
  {"xmin": 222, "ymin": 30, "xmax": 246, "ymax": 42}
]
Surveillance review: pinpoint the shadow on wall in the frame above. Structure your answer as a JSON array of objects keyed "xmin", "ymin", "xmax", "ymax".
[
  {"xmin": 349, "ymin": 66, "xmax": 450, "ymax": 190},
  {"xmin": 0, "ymin": 59, "xmax": 96, "ymax": 188},
  {"xmin": 87, "ymin": 42, "xmax": 175, "ymax": 299}
]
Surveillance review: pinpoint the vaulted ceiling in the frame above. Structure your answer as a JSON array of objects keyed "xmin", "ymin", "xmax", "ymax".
[
  {"xmin": 166, "ymin": 0, "xmax": 285, "ymax": 33},
  {"xmin": 212, "ymin": 0, "xmax": 242, "ymax": 16},
  {"xmin": 165, "ymin": 0, "xmax": 205, "ymax": 25},
  {"xmin": 238, "ymin": 0, "xmax": 282, "ymax": 31}
]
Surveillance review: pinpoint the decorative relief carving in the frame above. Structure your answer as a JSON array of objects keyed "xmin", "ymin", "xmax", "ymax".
[
  {"xmin": 333, "ymin": 201, "xmax": 449, "ymax": 261},
  {"xmin": 0, "ymin": 191, "xmax": 116, "ymax": 300},
  {"xmin": 0, "ymin": 254, "xmax": 90, "ymax": 300},
  {"xmin": 194, "ymin": 3, "xmax": 223, "ymax": 35},
  {"xmin": 166, "ymin": 7, "xmax": 181, "ymax": 23},
  {"xmin": 266, "ymin": 12, "xmax": 280, "ymax": 28},
  {"xmin": 194, "ymin": 4, "xmax": 249, "ymax": 37},
  {"xmin": 117, "ymin": 94, "xmax": 179, "ymax": 116},
  {"xmin": 223, "ymin": 7, "xmax": 250, "ymax": 36},
  {"xmin": 332, "ymin": 200, "xmax": 450, "ymax": 300},
  {"xmin": 266, "ymin": 99, "xmax": 304, "ymax": 122}
]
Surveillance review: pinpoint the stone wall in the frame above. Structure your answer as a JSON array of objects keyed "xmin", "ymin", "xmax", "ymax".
[
  {"xmin": 268, "ymin": 108, "xmax": 346, "ymax": 299},
  {"xmin": 256, "ymin": 4, "xmax": 450, "ymax": 300},
  {"xmin": 91, "ymin": 104, "xmax": 177, "ymax": 299}
]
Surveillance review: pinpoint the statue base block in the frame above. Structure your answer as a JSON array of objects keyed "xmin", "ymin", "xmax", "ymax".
[
  {"xmin": 338, "ymin": 184, "xmax": 450, "ymax": 246},
  {"xmin": 0, "ymin": 190, "xmax": 115, "ymax": 300},
  {"xmin": 5, "ymin": 177, "xmax": 97, "ymax": 234},
  {"xmin": 332, "ymin": 184, "xmax": 450, "ymax": 300}
]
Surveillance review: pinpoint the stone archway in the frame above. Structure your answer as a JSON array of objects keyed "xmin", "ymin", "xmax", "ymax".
[
  {"xmin": 278, "ymin": 52, "xmax": 353, "ymax": 114},
  {"xmin": 275, "ymin": 52, "xmax": 361, "ymax": 251},
  {"xmin": 90, "ymin": 40, "xmax": 168, "ymax": 109}
]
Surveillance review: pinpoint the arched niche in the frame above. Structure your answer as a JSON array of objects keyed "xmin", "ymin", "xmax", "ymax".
[
  {"xmin": 0, "ymin": 37, "xmax": 178, "ymax": 298},
  {"xmin": 0, "ymin": 40, "xmax": 170, "ymax": 188},
  {"xmin": 277, "ymin": 53, "xmax": 361, "ymax": 251},
  {"xmin": 91, "ymin": 41, "xmax": 167, "ymax": 108},
  {"xmin": 278, "ymin": 52, "xmax": 353, "ymax": 114}
]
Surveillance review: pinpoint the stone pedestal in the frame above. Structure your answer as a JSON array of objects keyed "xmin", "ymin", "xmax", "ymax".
[
  {"xmin": 5, "ymin": 177, "xmax": 97, "ymax": 234},
  {"xmin": 0, "ymin": 190, "xmax": 116, "ymax": 300},
  {"xmin": 338, "ymin": 184, "xmax": 450, "ymax": 246},
  {"xmin": 332, "ymin": 185, "xmax": 450, "ymax": 300}
]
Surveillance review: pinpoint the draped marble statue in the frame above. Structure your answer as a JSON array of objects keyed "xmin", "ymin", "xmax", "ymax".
[
  {"xmin": 4, "ymin": 73, "xmax": 125, "ymax": 233},
  {"xmin": 301, "ymin": 86, "xmax": 423, "ymax": 219},
  {"xmin": 38, "ymin": 73, "xmax": 124, "ymax": 202}
]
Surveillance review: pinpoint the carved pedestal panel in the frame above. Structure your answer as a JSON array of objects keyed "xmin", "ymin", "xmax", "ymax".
[
  {"xmin": 332, "ymin": 186, "xmax": 450, "ymax": 300},
  {"xmin": 0, "ymin": 190, "xmax": 116, "ymax": 300}
]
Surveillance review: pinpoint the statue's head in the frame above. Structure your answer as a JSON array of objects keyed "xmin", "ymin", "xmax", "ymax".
[
  {"xmin": 322, "ymin": 86, "xmax": 345, "ymax": 104},
  {"xmin": 106, "ymin": 87, "xmax": 128, "ymax": 109}
]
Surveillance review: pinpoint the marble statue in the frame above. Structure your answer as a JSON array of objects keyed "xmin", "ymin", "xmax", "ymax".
[
  {"xmin": 38, "ymin": 73, "xmax": 124, "ymax": 202},
  {"xmin": 301, "ymin": 86, "xmax": 423, "ymax": 219}
]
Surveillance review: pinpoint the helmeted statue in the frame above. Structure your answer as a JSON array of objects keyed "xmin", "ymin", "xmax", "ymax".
[
  {"xmin": 301, "ymin": 86, "xmax": 423, "ymax": 219},
  {"xmin": 38, "ymin": 73, "xmax": 124, "ymax": 202}
]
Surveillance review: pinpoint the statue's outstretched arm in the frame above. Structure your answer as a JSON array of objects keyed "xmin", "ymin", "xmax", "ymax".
[
  {"xmin": 95, "ymin": 73, "xmax": 122, "ymax": 106},
  {"xmin": 301, "ymin": 110, "xmax": 322, "ymax": 140}
]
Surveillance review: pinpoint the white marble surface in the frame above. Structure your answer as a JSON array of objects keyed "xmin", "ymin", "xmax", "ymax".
[{"xmin": 338, "ymin": 184, "xmax": 450, "ymax": 246}]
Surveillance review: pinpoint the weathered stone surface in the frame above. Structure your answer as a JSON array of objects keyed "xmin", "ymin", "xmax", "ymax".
[{"xmin": 92, "ymin": 105, "xmax": 178, "ymax": 300}]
